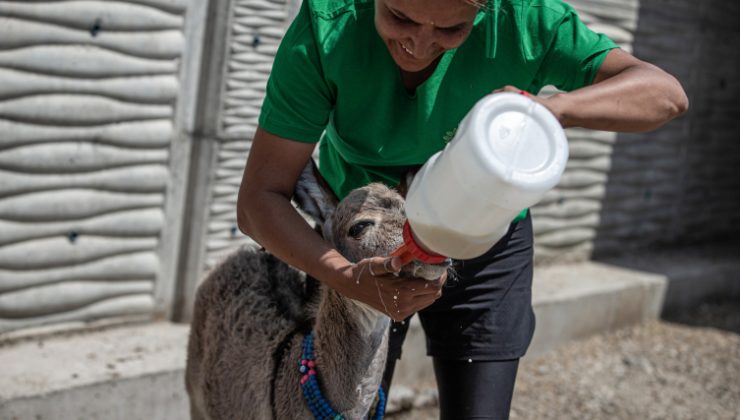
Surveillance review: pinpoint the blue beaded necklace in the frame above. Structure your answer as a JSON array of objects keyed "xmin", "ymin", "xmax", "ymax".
[{"xmin": 299, "ymin": 332, "xmax": 386, "ymax": 420}]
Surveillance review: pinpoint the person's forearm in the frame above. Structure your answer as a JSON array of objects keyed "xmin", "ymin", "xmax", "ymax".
[
  {"xmin": 547, "ymin": 62, "xmax": 689, "ymax": 132},
  {"xmin": 237, "ymin": 189, "xmax": 353, "ymax": 292}
]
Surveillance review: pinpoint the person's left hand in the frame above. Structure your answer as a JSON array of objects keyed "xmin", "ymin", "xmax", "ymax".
[
  {"xmin": 491, "ymin": 85, "xmax": 562, "ymax": 125},
  {"xmin": 351, "ymin": 256, "xmax": 447, "ymax": 322}
]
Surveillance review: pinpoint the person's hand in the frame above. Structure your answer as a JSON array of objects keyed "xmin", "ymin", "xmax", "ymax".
[
  {"xmin": 340, "ymin": 256, "xmax": 446, "ymax": 322},
  {"xmin": 491, "ymin": 85, "xmax": 563, "ymax": 125}
]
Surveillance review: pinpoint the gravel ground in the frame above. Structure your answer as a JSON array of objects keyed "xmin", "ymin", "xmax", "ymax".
[{"xmin": 388, "ymin": 299, "xmax": 740, "ymax": 420}]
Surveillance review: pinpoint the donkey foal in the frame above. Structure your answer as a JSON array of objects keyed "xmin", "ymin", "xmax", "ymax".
[{"xmin": 185, "ymin": 167, "xmax": 448, "ymax": 420}]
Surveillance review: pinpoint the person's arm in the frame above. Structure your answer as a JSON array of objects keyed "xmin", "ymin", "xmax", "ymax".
[
  {"xmin": 237, "ymin": 127, "xmax": 443, "ymax": 321},
  {"xmin": 500, "ymin": 49, "xmax": 689, "ymax": 132},
  {"xmin": 237, "ymin": 128, "xmax": 342, "ymax": 280},
  {"xmin": 549, "ymin": 48, "xmax": 688, "ymax": 132}
]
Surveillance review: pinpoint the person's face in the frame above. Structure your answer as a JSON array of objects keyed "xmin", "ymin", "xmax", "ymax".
[{"xmin": 375, "ymin": 0, "xmax": 479, "ymax": 72}]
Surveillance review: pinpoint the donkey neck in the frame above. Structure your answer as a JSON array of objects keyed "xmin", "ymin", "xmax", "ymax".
[{"xmin": 311, "ymin": 285, "xmax": 390, "ymax": 415}]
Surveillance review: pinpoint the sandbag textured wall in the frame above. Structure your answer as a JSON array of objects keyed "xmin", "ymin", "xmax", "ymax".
[
  {"xmin": 591, "ymin": 0, "xmax": 740, "ymax": 256},
  {"xmin": 531, "ymin": 0, "xmax": 640, "ymax": 263},
  {"xmin": 0, "ymin": 0, "xmax": 206, "ymax": 334},
  {"xmin": 533, "ymin": 0, "xmax": 740, "ymax": 262},
  {"xmin": 202, "ymin": 0, "xmax": 299, "ymax": 269}
]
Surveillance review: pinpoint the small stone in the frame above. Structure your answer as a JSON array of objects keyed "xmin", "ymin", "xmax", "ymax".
[
  {"xmin": 413, "ymin": 388, "xmax": 438, "ymax": 408},
  {"xmin": 386, "ymin": 385, "xmax": 415, "ymax": 414}
]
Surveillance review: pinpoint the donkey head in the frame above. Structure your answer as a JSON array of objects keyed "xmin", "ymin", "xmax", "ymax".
[{"xmin": 293, "ymin": 160, "xmax": 449, "ymax": 281}]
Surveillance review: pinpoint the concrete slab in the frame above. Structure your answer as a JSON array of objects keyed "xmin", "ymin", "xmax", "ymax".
[
  {"xmin": 528, "ymin": 261, "xmax": 666, "ymax": 358},
  {"xmin": 0, "ymin": 323, "xmax": 190, "ymax": 420}
]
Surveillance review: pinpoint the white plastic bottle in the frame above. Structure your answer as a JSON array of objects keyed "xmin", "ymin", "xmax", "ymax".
[{"xmin": 396, "ymin": 92, "xmax": 569, "ymax": 261}]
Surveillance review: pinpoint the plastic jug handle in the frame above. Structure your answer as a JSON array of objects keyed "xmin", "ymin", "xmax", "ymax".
[{"xmin": 389, "ymin": 222, "xmax": 450, "ymax": 265}]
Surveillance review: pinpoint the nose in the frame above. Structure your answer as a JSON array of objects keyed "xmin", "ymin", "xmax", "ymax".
[{"xmin": 406, "ymin": 25, "xmax": 437, "ymax": 58}]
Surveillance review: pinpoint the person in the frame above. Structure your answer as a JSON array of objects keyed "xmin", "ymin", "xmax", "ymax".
[{"xmin": 236, "ymin": 0, "xmax": 688, "ymax": 418}]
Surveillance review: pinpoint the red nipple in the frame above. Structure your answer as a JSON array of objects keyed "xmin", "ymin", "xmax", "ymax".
[{"xmin": 390, "ymin": 222, "xmax": 449, "ymax": 265}]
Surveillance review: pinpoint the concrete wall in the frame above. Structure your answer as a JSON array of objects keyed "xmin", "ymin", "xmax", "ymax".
[
  {"xmin": 0, "ymin": 0, "xmax": 209, "ymax": 334},
  {"xmin": 592, "ymin": 0, "xmax": 740, "ymax": 256},
  {"xmin": 204, "ymin": 0, "xmax": 298, "ymax": 268},
  {"xmin": 529, "ymin": 0, "xmax": 740, "ymax": 262},
  {"xmin": 531, "ymin": 0, "xmax": 639, "ymax": 263},
  {"xmin": 172, "ymin": 0, "xmax": 301, "ymax": 321}
]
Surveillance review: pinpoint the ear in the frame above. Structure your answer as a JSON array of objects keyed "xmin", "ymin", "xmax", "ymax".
[
  {"xmin": 293, "ymin": 159, "xmax": 340, "ymax": 228},
  {"xmin": 394, "ymin": 165, "xmax": 422, "ymax": 199},
  {"xmin": 320, "ymin": 219, "xmax": 335, "ymax": 247}
]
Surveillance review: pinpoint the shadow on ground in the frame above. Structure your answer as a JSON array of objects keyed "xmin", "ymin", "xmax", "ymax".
[{"xmin": 662, "ymin": 298, "xmax": 740, "ymax": 335}]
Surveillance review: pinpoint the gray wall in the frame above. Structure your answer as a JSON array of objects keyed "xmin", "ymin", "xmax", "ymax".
[
  {"xmin": 0, "ymin": 0, "xmax": 209, "ymax": 334},
  {"xmin": 531, "ymin": 0, "xmax": 639, "ymax": 263},
  {"xmin": 173, "ymin": 0, "xmax": 300, "ymax": 321},
  {"xmin": 531, "ymin": 0, "xmax": 740, "ymax": 262},
  {"xmin": 592, "ymin": 0, "xmax": 740, "ymax": 256}
]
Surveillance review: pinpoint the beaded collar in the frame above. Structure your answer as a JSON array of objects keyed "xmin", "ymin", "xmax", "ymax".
[{"xmin": 300, "ymin": 332, "xmax": 386, "ymax": 420}]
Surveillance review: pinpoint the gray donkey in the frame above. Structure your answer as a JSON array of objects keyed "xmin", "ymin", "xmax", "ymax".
[{"xmin": 185, "ymin": 162, "xmax": 448, "ymax": 420}]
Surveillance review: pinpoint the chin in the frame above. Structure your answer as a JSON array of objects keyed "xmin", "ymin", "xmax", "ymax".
[
  {"xmin": 389, "ymin": 42, "xmax": 438, "ymax": 72},
  {"xmin": 396, "ymin": 60, "xmax": 431, "ymax": 73}
]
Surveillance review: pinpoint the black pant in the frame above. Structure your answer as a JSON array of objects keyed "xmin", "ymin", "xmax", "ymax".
[
  {"xmin": 383, "ymin": 213, "xmax": 535, "ymax": 419},
  {"xmin": 382, "ymin": 357, "xmax": 519, "ymax": 420}
]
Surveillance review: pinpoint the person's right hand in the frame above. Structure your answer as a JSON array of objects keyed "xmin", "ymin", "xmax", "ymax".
[{"xmin": 338, "ymin": 256, "xmax": 447, "ymax": 322}]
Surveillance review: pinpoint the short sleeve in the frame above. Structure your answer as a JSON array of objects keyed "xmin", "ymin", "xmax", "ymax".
[
  {"xmin": 533, "ymin": 5, "xmax": 618, "ymax": 92},
  {"xmin": 258, "ymin": 1, "xmax": 334, "ymax": 143}
]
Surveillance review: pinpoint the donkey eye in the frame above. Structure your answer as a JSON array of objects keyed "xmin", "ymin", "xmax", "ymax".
[{"xmin": 348, "ymin": 220, "xmax": 375, "ymax": 239}]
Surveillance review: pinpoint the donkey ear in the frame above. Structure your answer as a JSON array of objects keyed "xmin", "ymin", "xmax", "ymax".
[
  {"xmin": 394, "ymin": 165, "xmax": 422, "ymax": 199},
  {"xmin": 293, "ymin": 159, "xmax": 339, "ymax": 227}
]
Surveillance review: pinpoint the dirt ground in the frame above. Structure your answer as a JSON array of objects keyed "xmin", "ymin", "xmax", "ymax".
[{"xmin": 388, "ymin": 299, "xmax": 740, "ymax": 420}]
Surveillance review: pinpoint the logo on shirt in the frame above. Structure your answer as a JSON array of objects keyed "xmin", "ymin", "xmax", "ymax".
[{"xmin": 443, "ymin": 127, "xmax": 457, "ymax": 144}]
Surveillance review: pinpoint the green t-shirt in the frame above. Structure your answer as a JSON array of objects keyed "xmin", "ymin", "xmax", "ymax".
[{"xmin": 259, "ymin": 0, "xmax": 617, "ymax": 221}]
